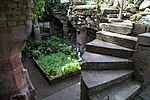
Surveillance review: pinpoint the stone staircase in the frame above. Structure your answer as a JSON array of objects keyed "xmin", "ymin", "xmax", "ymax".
[
  {"xmin": 100, "ymin": 22, "xmax": 133, "ymax": 35},
  {"xmin": 81, "ymin": 28, "xmax": 142, "ymax": 99}
]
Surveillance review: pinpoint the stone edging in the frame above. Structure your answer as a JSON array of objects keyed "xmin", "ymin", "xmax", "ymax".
[{"xmin": 32, "ymin": 58, "xmax": 81, "ymax": 84}]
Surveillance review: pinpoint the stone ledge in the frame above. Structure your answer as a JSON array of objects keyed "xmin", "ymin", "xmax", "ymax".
[{"xmin": 138, "ymin": 33, "xmax": 150, "ymax": 46}]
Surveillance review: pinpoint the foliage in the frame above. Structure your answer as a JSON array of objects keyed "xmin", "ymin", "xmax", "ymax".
[
  {"xmin": 32, "ymin": 50, "xmax": 42, "ymax": 59},
  {"xmin": 33, "ymin": 0, "xmax": 45, "ymax": 19},
  {"xmin": 61, "ymin": 57, "xmax": 80, "ymax": 75},
  {"xmin": 37, "ymin": 52, "xmax": 80, "ymax": 79},
  {"xmin": 22, "ymin": 36, "xmax": 72, "ymax": 59},
  {"xmin": 22, "ymin": 36, "xmax": 80, "ymax": 79},
  {"xmin": 33, "ymin": 0, "xmax": 61, "ymax": 20},
  {"xmin": 22, "ymin": 37, "xmax": 42, "ymax": 59}
]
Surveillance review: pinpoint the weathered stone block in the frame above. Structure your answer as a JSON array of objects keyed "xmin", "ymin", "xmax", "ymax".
[
  {"xmin": 138, "ymin": 33, "xmax": 150, "ymax": 46},
  {"xmin": 101, "ymin": 8, "xmax": 119, "ymax": 15},
  {"xmin": 19, "ymin": 16, "xmax": 26, "ymax": 21},
  {"xmin": 18, "ymin": 2, "xmax": 27, "ymax": 8},
  {"xmin": 135, "ymin": 45, "xmax": 150, "ymax": 84},
  {"xmin": 0, "ymin": 10, "xmax": 6, "ymax": 16},
  {"xmin": 12, "ymin": 8, "xmax": 21, "ymax": 15},
  {"xmin": 25, "ymin": 20, "xmax": 32, "ymax": 27},
  {"xmin": 12, "ymin": 0, "xmax": 20, "ymax": 2},
  {"xmin": 132, "ymin": 23, "xmax": 146, "ymax": 36},
  {"xmin": 7, "ymin": 21, "xmax": 17, "ymax": 26},
  {"xmin": 0, "ymin": 15, "xmax": 7, "ymax": 21},
  {"xmin": 0, "ymin": 3, "xmax": 5, "ymax": 9},
  {"xmin": 147, "ymin": 25, "xmax": 150, "ymax": 32},
  {"xmin": 0, "ymin": 22, "xmax": 7, "ymax": 27},
  {"xmin": 7, "ymin": 16, "xmax": 18, "ymax": 21},
  {"xmin": 27, "ymin": 1, "xmax": 34, "ymax": 8},
  {"xmin": 5, "ymin": 9, "xmax": 12, "ymax": 16},
  {"xmin": 26, "ymin": 9, "xmax": 33, "ymax": 17},
  {"xmin": 101, "ymin": 23, "xmax": 132, "ymax": 35},
  {"xmin": 17, "ymin": 21, "xmax": 25, "ymax": 25},
  {"xmin": 7, "ymin": 3, "xmax": 17, "ymax": 8},
  {"xmin": 107, "ymin": 14, "xmax": 118, "ymax": 18}
]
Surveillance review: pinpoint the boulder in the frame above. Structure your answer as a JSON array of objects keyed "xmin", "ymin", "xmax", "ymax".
[
  {"xmin": 139, "ymin": 15, "xmax": 150, "ymax": 25},
  {"xmin": 130, "ymin": 14, "xmax": 142, "ymax": 21},
  {"xmin": 141, "ymin": 8, "xmax": 150, "ymax": 16},
  {"xmin": 126, "ymin": 4, "xmax": 138, "ymax": 13},
  {"xmin": 145, "ymin": 8, "xmax": 150, "ymax": 12},
  {"xmin": 123, "ymin": 12, "xmax": 133, "ymax": 18},
  {"xmin": 134, "ymin": 0, "xmax": 144, "ymax": 6},
  {"xmin": 139, "ymin": 0, "xmax": 150, "ymax": 10}
]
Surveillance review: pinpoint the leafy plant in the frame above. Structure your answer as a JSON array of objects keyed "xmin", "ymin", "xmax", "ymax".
[
  {"xmin": 32, "ymin": 50, "xmax": 41, "ymax": 59},
  {"xmin": 22, "ymin": 37, "xmax": 42, "ymax": 59},
  {"xmin": 22, "ymin": 36, "xmax": 73, "ymax": 59},
  {"xmin": 22, "ymin": 36, "xmax": 80, "ymax": 79},
  {"xmin": 33, "ymin": 0, "xmax": 45, "ymax": 20},
  {"xmin": 61, "ymin": 58, "xmax": 80, "ymax": 75},
  {"xmin": 37, "ymin": 52, "xmax": 80, "ymax": 79}
]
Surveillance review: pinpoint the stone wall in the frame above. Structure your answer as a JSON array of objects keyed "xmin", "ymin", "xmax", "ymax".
[
  {"xmin": 0, "ymin": 0, "xmax": 33, "ymax": 99},
  {"xmin": 135, "ymin": 33, "xmax": 150, "ymax": 85}
]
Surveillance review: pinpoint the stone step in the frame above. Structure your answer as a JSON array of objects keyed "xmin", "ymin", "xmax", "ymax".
[
  {"xmin": 100, "ymin": 23, "xmax": 132, "ymax": 35},
  {"xmin": 108, "ymin": 18, "xmax": 123, "ymax": 23},
  {"xmin": 90, "ymin": 79, "xmax": 141, "ymax": 100},
  {"xmin": 81, "ymin": 52, "xmax": 134, "ymax": 70},
  {"xmin": 96, "ymin": 31, "xmax": 137, "ymax": 49},
  {"xmin": 81, "ymin": 70, "xmax": 133, "ymax": 95},
  {"xmin": 106, "ymin": 14, "xmax": 118, "ymax": 18},
  {"xmin": 86, "ymin": 39, "xmax": 134, "ymax": 58},
  {"xmin": 101, "ymin": 8, "xmax": 119, "ymax": 15},
  {"xmin": 138, "ymin": 33, "xmax": 150, "ymax": 46},
  {"xmin": 42, "ymin": 83, "xmax": 80, "ymax": 100}
]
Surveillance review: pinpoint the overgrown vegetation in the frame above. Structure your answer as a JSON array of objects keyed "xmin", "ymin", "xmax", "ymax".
[
  {"xmin": 33, "ymin": 0, "xmax": 61, "ymax": 20},
  {"xmin": 22, "ymin": 36, "xmax": 80, "ymax": 79},
  {"xmin": 37, "ymin": 52, "xmax": 80, "ymax": 79}
]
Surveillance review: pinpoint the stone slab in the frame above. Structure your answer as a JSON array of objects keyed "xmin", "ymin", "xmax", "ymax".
[
  {"xmin": 97, "ymin": 31, "xmax": 137, "ymax": 49},
  {"xmin": 87, "ymin": 39, "xmax": 134, "ymax": 51},
  {"xmin": 81, "ymin": 70, "xmax": 133, "ymax": 95},
  {"xmin": 86, "ymin": 39, "xmax": 134, "ymax": 58},
  {"xmin": 101, "ymin": 8, "xmax": 119, "ymax": 14},
  {"xmin": 81, "ymin": 52, "xmax": 133, "ymax": 70},
  {"xmin": 132, "ymin": 23, "xmax": 147, "ymax": 36},
  {"xmin": 107, "ymin": 14, "xmax": 118, "ymax": 18},
  {"xmin": 138, "ymin": 85, "xmax": 150, "ymax": 100},
  {"xmin": 90, "ymin": 79, "xmax": 141, "ymax": 100},
  {"xmin": 108, "ymin": 18, "xmax": 123, "ymax": 23},
  {"xmin": 134, "ymin": 96, "xmax": 143, "ymax": 100},
  {"xmin": 138, "ymin": 33, "xmax": 150, "ymax": 46},
  {"xmin": 82, "ymin": 52, "xmax": 130, "ymax": 62},
  {"xmin": 74, "ymin": 5, "xmax": 97, "ymax": 10},
  {"xmin": 135, "ymin": 45, "xmax": 150, "ymax": 83},
  {"xmin": 42, "ymin": 83, "xmax": 80, "ymax": 100},
  {"xmin": 100, "ymin": 23, "xmax": 132, "ymax": 35}
]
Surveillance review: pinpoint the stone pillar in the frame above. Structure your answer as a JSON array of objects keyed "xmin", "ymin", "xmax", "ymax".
[
  {"xmin": 77, "ymin": 27, "xmax": 87, "ymax": 56},
  {"xmin": 63, "ymin": 25, "xmax": 68, "ymax": 38},
  {"xmin": 118, "ymin": 0, "xmax": 124, "ymax": 19},
  {"xmin": 135, "ymin": 33, "xmax": 150, "ymax": 85},
  {"xmin": 0, "ymin": 0, "xmax": 33, "ymax": 99}
]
